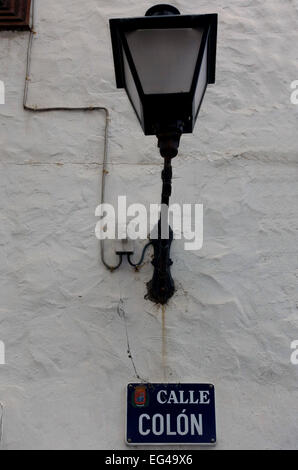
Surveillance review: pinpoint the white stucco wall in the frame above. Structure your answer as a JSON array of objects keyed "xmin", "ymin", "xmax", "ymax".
[{"xmin": 0, "ymin": 0, "xmax": 298, "ymax": 450}]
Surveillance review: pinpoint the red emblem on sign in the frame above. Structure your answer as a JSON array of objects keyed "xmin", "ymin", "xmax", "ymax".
[{"xmin": 134, "ymin": 386, "xmax": 146, "ymax": 407}]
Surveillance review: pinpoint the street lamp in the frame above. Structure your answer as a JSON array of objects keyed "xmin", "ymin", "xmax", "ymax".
[{"xmin": 109, "ymin": 4, "xmax": 218, "ymax": 304}]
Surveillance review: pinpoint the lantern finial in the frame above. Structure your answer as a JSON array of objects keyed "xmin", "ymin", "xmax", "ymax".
[{"xmin": 145, "ymin": 4, "xmax": 180, "ymax": 17}]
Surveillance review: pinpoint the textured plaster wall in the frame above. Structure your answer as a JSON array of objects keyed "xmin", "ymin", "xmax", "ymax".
[{"xmin": 0, "ymin": 0, "xmax": 298, "ymax": 450}]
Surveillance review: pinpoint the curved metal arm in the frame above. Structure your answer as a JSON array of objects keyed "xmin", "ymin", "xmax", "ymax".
[
  {"xmin": 101, "ymin": 251, "xmax": 123, "ymax": 272},
  {"xmin": 127, "ymin": 242, "xmax": 153, "ymax": 267}
]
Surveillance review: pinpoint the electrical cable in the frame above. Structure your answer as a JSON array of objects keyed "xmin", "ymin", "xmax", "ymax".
[
  {"xmin": 24, "ymin": 0, "xmax": 121, "ymax": 271},
  {"xmin": 127, "ymin": 242, "xmax": 153, "ymax": 267},
  {"xmin": 24, "ymin": 0, "xmax": 153, "ymax": 272}
]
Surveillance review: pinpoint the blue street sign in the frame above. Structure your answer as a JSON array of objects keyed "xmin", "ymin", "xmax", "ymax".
[{"xmin": 126, "ymin": 383, "xmax": 216, "ymax": 445}]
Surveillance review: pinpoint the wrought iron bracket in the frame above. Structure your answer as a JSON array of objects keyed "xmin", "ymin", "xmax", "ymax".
[{"xmin": 146, "ymin": 128, "xmax": 181, "ymax": 304}]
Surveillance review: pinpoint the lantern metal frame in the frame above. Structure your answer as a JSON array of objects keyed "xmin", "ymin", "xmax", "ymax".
[{"xmin": 110, "ymin": 12, "xmax": 217, "ymax": 136}]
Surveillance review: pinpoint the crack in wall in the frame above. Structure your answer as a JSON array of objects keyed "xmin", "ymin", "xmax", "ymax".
[{"xmin": 117, "ymin": 299, "xmax": 147, "ymax": 383}]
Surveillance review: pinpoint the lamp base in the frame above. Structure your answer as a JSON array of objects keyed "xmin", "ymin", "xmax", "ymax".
[
  {"xmin": 157, "ymin": 130, "xmax": 182, "ymax": 159},
  {"xmin": 146, "ymin": 226, "xmax": 175, "ymax": 305}
]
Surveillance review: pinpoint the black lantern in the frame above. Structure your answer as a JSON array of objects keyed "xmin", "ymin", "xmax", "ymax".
[
  {"xmin": 110, "ymin": 4, "xmax": 217, "ymax": 140},
  {"xmin": 109, "ymin": 5, "xmax": 218, "ymax": 304}
]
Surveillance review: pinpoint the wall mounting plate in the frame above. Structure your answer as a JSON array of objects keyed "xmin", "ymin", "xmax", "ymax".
[
  {"xmin": 115, "ymin": 238, "xmax": 134, "ymax": 256},
  {"xmin": 0, "ymin": 0, "xmax": 31, "ymax": 31}
]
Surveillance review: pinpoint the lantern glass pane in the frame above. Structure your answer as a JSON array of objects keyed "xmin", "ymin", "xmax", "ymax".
[
  {"xmin": 125, "ymin": 28, "xmax": 203, "ymax": 94},
  {"xmin": 194, "ymin": 43, "xmax": 208, "ymax": 115}
]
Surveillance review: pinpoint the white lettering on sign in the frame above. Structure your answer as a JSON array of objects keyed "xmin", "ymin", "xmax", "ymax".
[
  {"xmin": 139, "ymin": 414, "xmax": 150, "ymax": 436},
  {"xmin": 166, "ymin": 414, "xmax": 176, "ymax": 435},
  {"xmin": 139, "ymin": 412, "xmax": 203, "ymax": 436},
  {"xmin": 152, "ymin": 414, "xmax": 164, "ymax": 436},
  {"xmin": 157, "ymin": 389, "xmax": 210, "ymax": 405}
]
